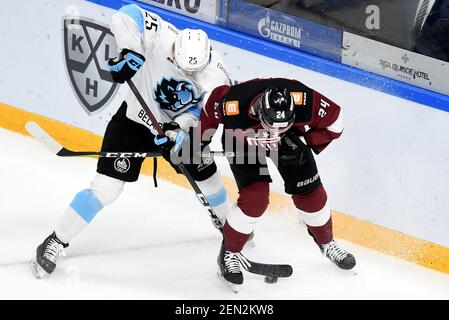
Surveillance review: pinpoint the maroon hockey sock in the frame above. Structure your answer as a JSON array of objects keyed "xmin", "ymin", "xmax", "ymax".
[
  {"xmin": 223, "ymin": 222, "xmax": 251, "ymax": 253},
  {"xmin": 307, "ymin": 217, "xmax": 333, "ymax": 245}
]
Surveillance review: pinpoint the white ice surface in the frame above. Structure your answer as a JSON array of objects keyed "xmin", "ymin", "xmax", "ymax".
[{"xmin": 0, "ymin": 127, "xmax": 448, "ymax": 300}]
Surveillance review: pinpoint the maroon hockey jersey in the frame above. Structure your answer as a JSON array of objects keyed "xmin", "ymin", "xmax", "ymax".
[{"xmin": 200, "ymin": 78, "xmax": 343, "ymax": 154}]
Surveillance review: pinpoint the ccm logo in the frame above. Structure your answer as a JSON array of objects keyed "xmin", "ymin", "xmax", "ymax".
[
  {"xmin": 106, "ymin": 152, "xmax": 147, "ymax": 158},
  {"xmin": 225, "ymin": 101, "xmax": 240, "ymax": 115}
]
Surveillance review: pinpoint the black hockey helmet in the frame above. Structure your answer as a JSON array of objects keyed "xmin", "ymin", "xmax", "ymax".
[{"xmin": 255, "ymin": 87, "xmax": 295, "ymax": 133}]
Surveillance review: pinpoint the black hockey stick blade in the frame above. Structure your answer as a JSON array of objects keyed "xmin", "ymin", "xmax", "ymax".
[{"xmin": 239, "ymin": 254, "xmax": 293, "ymax": 278}]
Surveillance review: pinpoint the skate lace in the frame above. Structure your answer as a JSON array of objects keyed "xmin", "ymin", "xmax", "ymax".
[
  {"xmin": 323, "ymin": 240, "xmax": 347, "ymax": 262},
  {"xmin": 224, "ymin": 251, "xmax": 241, "ymax": 273},
  {"xmin": 43, "ymin": 238, "xmax": 65, "ymax": 263}
]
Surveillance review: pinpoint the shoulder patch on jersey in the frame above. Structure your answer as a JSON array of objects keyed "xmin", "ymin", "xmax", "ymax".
[
  {"xmin": 225, "ymin": 101, "xmax": 240, "ymax": 116},
  {"xmin": 291, "ymin": 92, "xmax": 304, "ymax": 106}
]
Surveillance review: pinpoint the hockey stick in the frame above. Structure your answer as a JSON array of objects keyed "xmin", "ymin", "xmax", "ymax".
[
  {"xmin": 238, "ymin": 253, "xmax": 293, "ymax": 279},
  {"xmin": 127, "ymin": 80, "xmax": 293, "ymax": 279},
  {"xmin": 25, "ymin": 121, "xmax": 232, "ymax": 158}
]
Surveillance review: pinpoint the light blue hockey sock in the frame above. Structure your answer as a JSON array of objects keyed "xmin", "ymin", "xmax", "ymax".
[
  {"xmin": 69, "ymin": 189, "xmax": 104, "ymax": 223},
  {"xmin": 206, "ymin": 187, "xmax": 227, "ymax": 207}
]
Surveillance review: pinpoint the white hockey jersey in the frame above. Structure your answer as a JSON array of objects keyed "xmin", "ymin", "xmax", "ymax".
[{"xmin": 110, "ymin": 4, "xmax": 231, "ymax": 134}]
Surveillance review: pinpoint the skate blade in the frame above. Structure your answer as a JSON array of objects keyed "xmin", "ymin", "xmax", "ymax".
[
  {"xmin": 348, "ymin": 267, "xmax": 358, "ymax": 276},
  {"xmin": 328, "ymin": 260, "xmax": 358, "ymax": 275},
  {"xmin": 217, "ymin": 271, "xmax": 240, "ymax": 293},
  {"xmin": 30, "ymin": 258, "xmax": 47, "ymax": 279}
]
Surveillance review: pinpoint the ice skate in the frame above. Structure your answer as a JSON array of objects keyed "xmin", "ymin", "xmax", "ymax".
[
  {"xmin": 30, "ymin": 232, "xmax": 68, "ymax": 279},
  {"xmin": 320, "ymin": 239, "xmax": 356, "ymax": 270},
  {"xmin": 217, "ymin": 242, "xmax": 243, "ymax": 292}
]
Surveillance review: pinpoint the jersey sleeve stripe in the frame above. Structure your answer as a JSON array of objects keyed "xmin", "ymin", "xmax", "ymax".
[
  {"xmin": 119, "ymin": 4, "xmax": 144, "ymax": 33},
  {"xmin": 326, "ymin": 110, "xmax": 344, "ymax": 134}
]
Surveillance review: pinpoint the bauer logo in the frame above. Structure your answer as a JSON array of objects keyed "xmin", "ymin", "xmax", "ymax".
[{"xmin": 63, "ymin": 18, "xmax": 118, "ymax": 114}]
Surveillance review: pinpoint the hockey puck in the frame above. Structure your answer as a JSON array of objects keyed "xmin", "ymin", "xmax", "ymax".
[{"xmin": 264, "ymin": 276, "xmax": 278, "ymax": 284}]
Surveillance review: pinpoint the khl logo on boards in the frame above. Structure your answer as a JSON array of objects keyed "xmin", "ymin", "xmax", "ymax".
[{"xmin": 63, "ymin": 18, "xmax": 119, "ymax": 114}]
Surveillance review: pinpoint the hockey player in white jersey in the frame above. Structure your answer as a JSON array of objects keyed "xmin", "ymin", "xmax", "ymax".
[{"xmin": 31, "ymin": 4, "xmax": 231, "ymax": 278}]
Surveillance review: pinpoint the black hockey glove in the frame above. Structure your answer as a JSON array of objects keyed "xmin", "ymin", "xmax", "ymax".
[
  {"xmin": 154, "ymin": 122, "xmax": 189, "ymax": 155},
  {"xmin": 279, "ymin": 130, "xmax": 308, "ymax": 166},
  {"xmin": 107, "ymin": 49, "xmax": 145, "ymax": 84}
]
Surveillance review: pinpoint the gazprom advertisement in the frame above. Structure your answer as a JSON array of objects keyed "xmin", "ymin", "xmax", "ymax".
[{"xmin": 227, "ymin": 0, "xmax": 342, "ymax": 62}]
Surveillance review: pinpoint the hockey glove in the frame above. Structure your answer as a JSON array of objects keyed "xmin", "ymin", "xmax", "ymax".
[
  {"xmin": 107, "ymin": 49, "xmax": 145, "ymax": 84},
  {"xmin": 154, "ymin": 121, "xmax": 189, "ymax": 155},
  {"xmin": 279, "ymin": 130, "xmax": 308, "ymax": 166}
]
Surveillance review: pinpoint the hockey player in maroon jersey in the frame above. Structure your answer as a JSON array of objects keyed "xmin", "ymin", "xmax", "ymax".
[{"xmin": 200, "ymin": 78, "xmax": 356, "ymax": 286}]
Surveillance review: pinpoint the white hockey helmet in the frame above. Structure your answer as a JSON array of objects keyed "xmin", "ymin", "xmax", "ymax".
[{"xmin": 174, "ymin": 28, "xmax": 211, "ymax": 74}]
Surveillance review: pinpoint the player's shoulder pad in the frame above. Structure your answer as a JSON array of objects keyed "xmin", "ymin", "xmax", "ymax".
[
  {"xmin": 208, "ymin": 85, "xmax": 231, "ymax": 108},
  {"xmin": 120, "ymin": 4, "xmax": 163, "ymax": 35},
  {"xmin": 157, "ymin": 20, "xmax": 178, "ymax": 50},
  {"xmin": 210, "ymin": 85, "xmax": 231, "ymax": 102},
  {"xmin": 119, "ymin": 4, "xmax": 145, "ymax": 33},
  {"xmin": 165, "ymin": 21, "xmax": 179, "ymax": 37},
  {"xmin": 202, "ymin": 85, "xmax": 230, "ymax": 119}
]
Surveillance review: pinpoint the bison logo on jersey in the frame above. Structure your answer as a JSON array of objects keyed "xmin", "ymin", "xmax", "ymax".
[{"xmin": 154, "ymin": 78, "xmax": 202, "ymax": 112}]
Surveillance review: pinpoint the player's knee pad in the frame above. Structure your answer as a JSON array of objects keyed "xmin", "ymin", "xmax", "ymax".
[
  {"xmin": 292, "ymin": 183, "xmax": 330, "ymax": 227},
  {"xmin": 67, "ymin": 175, "xmax": 124, "ymax": 225},
  {"xmin": 292, "ymin": 183, "xmax": 327, "ymax": 212},
  {"xmin": 90, "ymin": 173, "xmax": 125, "ymax": 206},
  {"xmin": 237, "ymin": 181, "xmax": 269, "ymax": 217}
]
